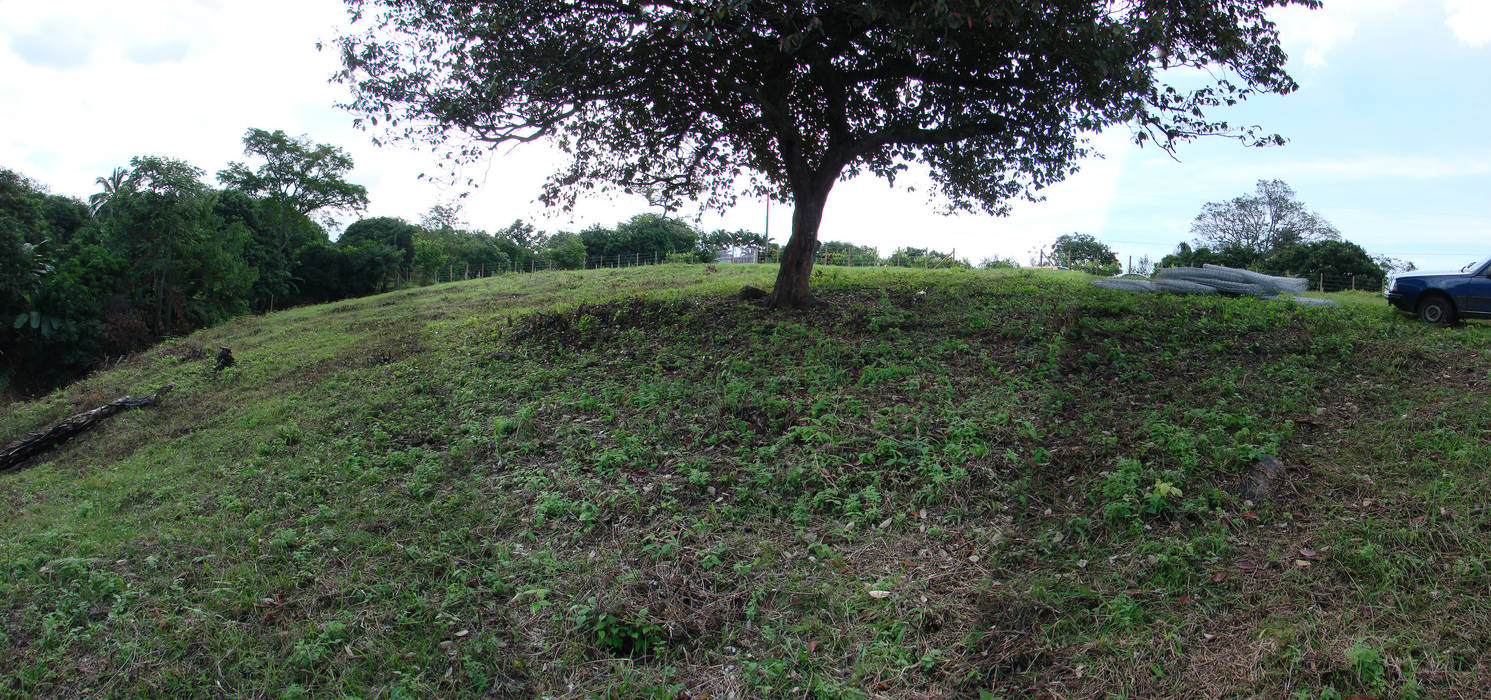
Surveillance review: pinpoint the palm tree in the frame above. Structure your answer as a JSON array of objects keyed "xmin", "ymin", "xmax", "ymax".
[{"xmin": 88, "ymin": 166, "xmax": 130, "ymax": 219}]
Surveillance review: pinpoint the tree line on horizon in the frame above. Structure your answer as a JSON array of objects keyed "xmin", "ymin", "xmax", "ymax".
[
  {"xmin": 0, "ymin": 129, "xmax": 775, "ymax": 397},
  {"xmin": 1157, "ymin": 180, "xmax": 1406, "ymax": 291},
  {"xmin": 1, "ymin": 129, "xmax": 984, "ymax": 398},
  {"xmin": 1029, "ymin": 180, "xmax": 1407, "ymax": 287}
]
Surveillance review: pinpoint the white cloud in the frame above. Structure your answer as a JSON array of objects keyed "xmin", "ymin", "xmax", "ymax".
[
  {"xmin": 1273, "ymin": 6, "xmax": 1358, "ymax": 67},
  {"xmin": 8, "ymin": 18, "xmax": 96, "ymax": 69},
  {"xmin": 1270, "ymin": 0, "xmax": 1423, "ymax": 67},
  {"xmin": 1444, "ymin": 0, "xmax": 1491, "ymax": 46},
  {"xmin": 124, "ymin": 39, "xmax": 192, "ymax": 65}
]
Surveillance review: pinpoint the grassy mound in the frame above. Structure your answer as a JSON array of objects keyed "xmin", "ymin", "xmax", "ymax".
[{"xmin": 3, "ymin": 265, "xmax": 1489, "ymax": 697}]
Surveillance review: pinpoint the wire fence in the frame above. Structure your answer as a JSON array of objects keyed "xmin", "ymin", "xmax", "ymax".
[
  {"xmin": 420, "ymin": 251, "xmax": 1410, "ymax": 294},
  {"xmin": 1305, "ymin": 271, "xmax": 1384, "ymax": 294},
  {"xmin": 420, "ymin": 247, "xmax": 964, "ymax": 284}
]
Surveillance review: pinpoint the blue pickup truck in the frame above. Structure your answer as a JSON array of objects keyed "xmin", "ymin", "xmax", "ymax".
[{"xmin": 1385, "ymin": 256, "xmax": 1491, "ymax": 325}]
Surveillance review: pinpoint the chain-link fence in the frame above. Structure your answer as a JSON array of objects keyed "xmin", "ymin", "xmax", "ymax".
[
  {"xmin": 420, "ymin": 251, "xmax": 1436, "ymax": 293},
  {"xmin": 419, "ymin": 246, "xmax": 968, "ymax": 284}
]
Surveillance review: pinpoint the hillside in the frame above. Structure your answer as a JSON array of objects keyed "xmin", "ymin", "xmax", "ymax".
[{"xmin": 3, "ymin": 265, "xmax": 1489, "ymax": 698}]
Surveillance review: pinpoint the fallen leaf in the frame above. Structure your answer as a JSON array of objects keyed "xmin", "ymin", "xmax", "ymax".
[
  {"xmin": 1077, "ymin": 559, "xmax": 1089, "ymax": 568},
  {"xmin": 455, "ymin": 629, "xmax": 469, "ymax": 638},
  {"xmin": 1235, "ymin": 561, "xmax": 1257, "ymax": 571},
  {"xmin": 807, "ymin": 640, "xmax": 820, "ymax": 653},
  {"xmin": 868, "ymin": 590, "xmax": 891, "ymax": 599},
  {"xmin": 1298, "ymin": 548, "xmax": 1319, "ymax": 559},
  {"xmin": 1294, "ymin": 559, "xmax": 1311, "ymax": 568},
  {"xmin": 1177, "ymin": 595, "xmax": 1192, "ymax": 605},
  {"xmin": 877, "ymin": 517, "xmax": 893, "ymax": 529},
  {"xmin": 1211, "ymin": 572, "xmax": 1227, "ymax": 584},
  {"xmin": 1242, "ymin": 511, "xmax": 1258, "ymax": 520}
]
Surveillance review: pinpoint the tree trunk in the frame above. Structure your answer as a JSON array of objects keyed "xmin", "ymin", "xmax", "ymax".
[
  {"xmin": 767, "ymin": 190, "xmax": 829, "ymax": 308},
  {"xmin": 1, "ymin": 385, "xmax": 173, "ymax": 472}
]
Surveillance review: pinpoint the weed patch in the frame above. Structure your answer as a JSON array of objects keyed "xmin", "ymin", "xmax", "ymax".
[{"xmin": 3, "ymin": 266, "xmax": 1489, "ymax": 696}]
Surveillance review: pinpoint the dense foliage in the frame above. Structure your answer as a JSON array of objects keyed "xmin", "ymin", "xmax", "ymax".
[
  {"xmin": 1159, "ymin": 240, "xmax": 1386, "ymax": 291},
  {"xmin": 0, "ymin": 157, "xmax": 782, "ymax": 395},
  {"xmin": 335, "ymin": 0, "xmax": 1321, "ymax": 306},
  {"xmin": 1052, "ymin": 232, "xmax": 1121, "ymax": 275},
  {"xmin": 1160, "ymin": 180, "xmax": 1387, "ymax": 291},
  {"xmin": 1190, "ymin": 179, "xmax": 1341, "ymax": 256},
  {"xmin": 1, "ymin": 137, "xmax": 777, "ymax": 396}
]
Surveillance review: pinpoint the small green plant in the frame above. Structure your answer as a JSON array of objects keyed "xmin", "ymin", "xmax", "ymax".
[
  {"xmin": 1345, "ymin": 641, "xmax": 1386, "ymax": 689},
  {"xmin": 1144, "ymin": 480, "xmax": 1183, "ymax": 515},
  {"xmin": 572, "ymin": 598, "xmax": 665, "ymax": 657}
]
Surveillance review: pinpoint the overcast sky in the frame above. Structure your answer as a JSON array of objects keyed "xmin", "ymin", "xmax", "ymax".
[{"xmin": 2, "ymin": 1, "xmax": 1488, "ymax": 270}]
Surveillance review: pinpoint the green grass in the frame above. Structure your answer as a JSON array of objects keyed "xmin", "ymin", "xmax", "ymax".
[
  {"xmin": 1298, "ymin": 289, "xmax": 1392, "ymax": 310},
  {"xmin": 3, "ymin": 264, "xmax": 1490, "ymax": 697}
]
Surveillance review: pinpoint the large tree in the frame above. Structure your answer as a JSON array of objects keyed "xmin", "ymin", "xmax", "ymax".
[
  {"xmin": 343, "ymin": 216, "xmax": 420, "ymax": 273},
  {"xmin": 105, "ymin": 157, "xmax": 258, "ymax": 334},
  {"xmin": 335, "ymin": 0, "xmax": 1318, "ymax": 307},
  {"xmin": 1190, "ymin": 179, "xmax": 1339, "ymax": 257},
  {"xmin": 1051, "ymin": 232, "xmax": 1118, "ymax": 274},
  {"xmin": 218, "ymin": 129, "xmax": 369, "ymax": 307}
]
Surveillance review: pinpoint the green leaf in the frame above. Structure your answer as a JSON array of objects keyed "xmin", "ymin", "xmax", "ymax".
[
  {"xmin": 12, "ymin": 314, "xmax": 25, "ymax": 329},
  {"xmin": 30, "ymin": 311, "xmax": 41, "ymax": 329}
]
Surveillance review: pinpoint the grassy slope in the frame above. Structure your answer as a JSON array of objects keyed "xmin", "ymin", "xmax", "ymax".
[{"xmin": 2, "ymin": 265, "xmax": 1489, "ymax": 698}]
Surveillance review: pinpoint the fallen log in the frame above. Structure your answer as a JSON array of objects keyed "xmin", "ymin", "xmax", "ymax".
[{"xmin": 1, "ymin": 384, "xmax": 174, "ymax": 473}]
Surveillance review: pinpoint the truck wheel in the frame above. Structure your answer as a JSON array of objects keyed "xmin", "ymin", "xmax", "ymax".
[{"xmin": 1416, "ymin": 295, "xmax": 1455, "ymax": 326}]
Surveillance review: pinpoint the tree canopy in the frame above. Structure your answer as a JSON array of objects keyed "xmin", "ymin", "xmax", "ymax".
[
  {"xmin": 342, "ymin": 216, "xmax": 419, "ymax": 272},
  {"xmin": 336, "ymin": 0, "xmax": 1319, "ymax": 306},
  {"xmin": 1266, "ymin": 240, "xmax": 1385, "ymax": 291},
  {"xmin": 1190, "ymin": 179, "xmax": 1339, "ymax": 257},
  {"xmin": 1051, "ymin": 233, "xmax": 1119, "ymax": 275},
  {"xmin": 218, "ymin": 128, "xmax": 370, "ymax": 308},
  {"xmin": 218, "ymin": 128, "xmax": 369, "ymax": 250}
]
